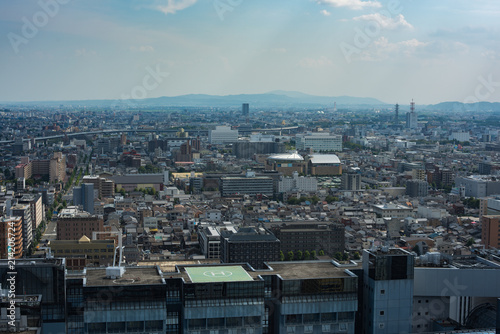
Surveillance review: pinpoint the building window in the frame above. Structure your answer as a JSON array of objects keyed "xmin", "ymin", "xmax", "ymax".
[
  {"xmin": 380, "ymin": 289, "xmax": 385, "ymax": 295},
  {"xmin": 379, "ymin": 323, "xmax": 385, "ymax": 329},
  {"xmin": 286, "ymin": 326, "xmax": 295, "ymax": 333},
  {"xmin": 380, "ymin": 311, "xmax": 385, "ymax": 316},
  {"xmin": 304, "ymin": 325, "xmax": 313, "ymax": 333}
]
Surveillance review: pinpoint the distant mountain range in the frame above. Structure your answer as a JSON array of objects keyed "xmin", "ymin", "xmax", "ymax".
[{"xmin": 3, "ymin": 91, "xmax": 500, "ymax": 111}]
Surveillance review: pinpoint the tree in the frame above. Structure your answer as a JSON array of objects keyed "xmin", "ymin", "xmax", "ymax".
[
  {"xmin": 280, "ymin": 251, "xmax": 285, "ymax": 261},
  {"xmin": 466, "ymin": 238, "xmax": 475, "ymax": 247},
  {"xmin": 318, "ymin": 250, "xmax": 325, "ymax": 256},
  {"xmin": 310, "ymin": 250, "xmax": 316, "ymax": 259},
  {"xmin": 342, "ymin": 252, "xmax": 349, "ymax": 261},
  {"xmin": 353, "ymin": 251, "xmax": 361, "ymax": 260},
  {"xmin": 296, "ymin": 250, "xmax": 303, "ymax": 261},
  {"xmin": 287, "ymin": 251, "xmax": 294, "ymax": 261},
  {"xmin": 334, "ymin": 252, "xmax": 343, "ymax": 261},
  {"xmin": 304, "ymin": 250, "xmax": 311, "ymax": 260}
]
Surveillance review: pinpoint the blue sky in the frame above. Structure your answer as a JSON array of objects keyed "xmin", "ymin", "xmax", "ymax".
[{"xmin": 1, "ymin": 0, "xmax": 500, "ymax": 104}]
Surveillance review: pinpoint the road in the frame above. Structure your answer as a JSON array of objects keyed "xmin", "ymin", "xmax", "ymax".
[{"xmin": 34, "ymin": 219, "xmax": 58, "ymax": 256}]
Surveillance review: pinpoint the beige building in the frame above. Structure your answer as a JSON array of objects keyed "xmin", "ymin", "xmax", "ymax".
[{"xmin": 49, "ymin": 235, "xmax": 116, "ymax": 269}]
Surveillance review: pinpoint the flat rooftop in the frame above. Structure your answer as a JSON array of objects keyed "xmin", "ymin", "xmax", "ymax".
[
  {"xmin": 84, "ymin": 266, "xmax": 163, "ymax": 287},
  {"xmin": 257, "ymin": 261, "xmax": 354, "ymax": 280},
  {"xmin": 185, "ymin": 265, "xmax": 254, "ymax": 283},
  {"xmin": 138, "ymin": 259, "xmax": 221, "ymax": 273}
]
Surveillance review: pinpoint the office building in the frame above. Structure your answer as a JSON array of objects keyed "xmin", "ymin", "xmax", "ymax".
[
  {"xmin": 406, "ymin": 179, "xmax": 428, "ymax": 197},
  {"xmin": 220, "ymin": 226, "xmax": 280, "ymax": 269},
  {"xmin": 455, "ymin": 175, "xmax": 500, "ymax": 198},
  {"xmin": 363, "ymin": 248, "xmax": 414, "ymax": 334},
  {"xmin": 198, "ymin": 223, "xmax": 238, "ymax": 259},
  {"xmin": 220, "ymin": 171, "xmax": 273, "ymax": 197},
  {"xmin": 73, "ymin": 183, "xmax": 95, "ymax": 214},
  {"xmin": 49, "ymin": 235, "xmax": 115, "ymax": 269},
  {"xmin": 56, "ymin": 206, "xmax": 104, "ymax": 240},
  {"xmin": 209, "ymin": 125, "xmax": 238, "ymax": 145},
  {"xmin": 449, "ymin": 132, "xmax": 471, "ymax": 142},
  {"xmin": 271, "ymin": 221, "xmax": 345, "ymax": 257},
  {"xmin": 0, "ymin": 258, "xmax": 67, "ymax": 333},
  {"xmin": 406, "ymin": 101, "xmax": 418, "ymax": 129},
  {"xmin": 296, "ymin": 132, "xmax": 342, "ymax": 152}
]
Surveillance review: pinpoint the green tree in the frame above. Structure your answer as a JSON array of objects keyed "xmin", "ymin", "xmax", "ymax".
[
  {"xmin": 296, "ymin": 250, "xmax": 303, "ymax": 261},
  {"xmin": 353, "ymin": 251, "xmax": 361, "ymax": 260},
  {"xmin": 342, "ymin": 252, "xmax": 349, "ymax": 261},
  {"xmin": 334, "ymin": 252, "xmax": 343, "ymax": 261},
  {"xmin": 318, "ymin": 250, "xmax": 325, "ymax": 256},
  {"xmin": 280, "ymin": 251, "xmax": 285, "ymax": 261},
  {"xmin": 310, "ymin": 196, "xmax": 320, "ymax": 205},
  {"xmin": 304, "ymin": 250, "xmax": 311, "ymax": 260},
  {"xmin": 310, "ymin": 250, "xmax": 316, "ymax": 259},
  {"xmin": 466, "ymin": 238, "xmax": 475, "ymax": 247},
  {"xmin": 287, "ymin": 251, "xmax": 294, "ymax": 261}
]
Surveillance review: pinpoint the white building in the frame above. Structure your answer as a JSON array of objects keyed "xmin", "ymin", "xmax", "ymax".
[
  {"xmin": 295, "ymin": 132, "xmax": 342, "ymax": 152},
  {"xmin": 209, "ymin": 125, "xmax": 238, "ymax": 144},
  {"xmin": 449, "ymin": 131, "xmax": 470, "ymax": 142},
  {"xmin": 278, "ymin": 171, "xmax": 318, "ymax": 193}
]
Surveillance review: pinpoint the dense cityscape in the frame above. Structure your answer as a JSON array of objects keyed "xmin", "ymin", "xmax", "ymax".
[
  {"xmin": 2, "ymin": 0, "xmax": 500, "ymax": 333},
  {"xmin": 0, "ymin": 99, "xmax": 500, "ymax": 333}
]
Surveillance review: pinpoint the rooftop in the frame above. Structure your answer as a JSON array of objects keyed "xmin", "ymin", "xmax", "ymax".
[
  {"xmin": 84, "ymin": 266, "xmax": 163, "ymax": 287},
  {"xmin": 255, "ymin": 261, "xmax": 355, "ymax": 280},
  {"xmin": 185, "ymin": 265, "xmax": 254, "ymax": 283},
  {"xmin": 309, "ymin": 154, "xmax": 341, "ymax": 164},
  {"xmin": 267, "ymin": 152, "xmax": 304, "ymax": 161}
]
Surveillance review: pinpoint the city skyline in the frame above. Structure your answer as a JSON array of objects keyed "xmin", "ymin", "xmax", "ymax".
[{"xmin": 1, "ymin": 0, "xmax": 500, "ymax": 104}]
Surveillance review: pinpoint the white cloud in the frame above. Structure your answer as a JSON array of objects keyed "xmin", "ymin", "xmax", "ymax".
[
  {"xmin": 130, "ymin": 45, "xmax": 155, "ymax": 52},
  {"xmin": 353, "ymin": 13, "xmax": 413, "ymax": 30},
  {"xmin": 321, "ymin": 9, "xmax": 331, "ymax": 16},
  {"xmin": 358, "ymin": 37, "xmax": 428, "ymax": 61},
  {"xmin": 298, "ymin": 56, "xmax": 333, "ymax": 68},
  {"xmin": 315, "ymin": 0, "xmax": 382, "ymax": 10},
  {"xmin": 156, "ymin": 0, "xmax": 197, "ymax": 15},
  {"xmin": 75, "ymin": 49, "xmax": 97, "ymax": 57}
]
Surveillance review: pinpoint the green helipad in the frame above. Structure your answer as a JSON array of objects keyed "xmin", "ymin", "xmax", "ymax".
[{"xmin": 185, "ymin": 266, "xmax": 253, "ymax": 283}]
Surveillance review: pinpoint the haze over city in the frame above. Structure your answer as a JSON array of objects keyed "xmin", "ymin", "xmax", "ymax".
[{"xmin": 1, "ymin": 0, "xmax": 500, "ymax": 104}]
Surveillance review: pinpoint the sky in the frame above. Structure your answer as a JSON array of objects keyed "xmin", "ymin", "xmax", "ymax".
[{"xmin": 1, "ymin": 0, "xmax": 500, "ymax": 104}]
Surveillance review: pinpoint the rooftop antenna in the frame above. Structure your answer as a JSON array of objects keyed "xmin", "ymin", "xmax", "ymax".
[{"xmin": 410, "ymin": 99, "xmax": 415, "ymax": 113}]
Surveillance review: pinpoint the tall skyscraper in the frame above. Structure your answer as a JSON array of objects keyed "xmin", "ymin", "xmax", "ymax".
[
  {"xmin": 73, "ymin": 183, "xmax": 94, "ymax": 214},
  {"xmin": 242, "ymin": 103, "xmax": 249, "ymax": 116}
]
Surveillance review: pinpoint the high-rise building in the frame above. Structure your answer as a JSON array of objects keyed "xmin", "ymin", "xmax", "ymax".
[
  {"xmin": 242, "ymin": 103, "xmax": 249, "ymax": 116},
  {"xmin": 406, "ymin": 179, "xmax": 428, "ymax": 197},
  {"xmin": 11, "ymin": 203, "xmax": 32, "ymax": 254},
  {"xmin": 363, "ymin": 248, "xmax": 414, "ymax": 334},
  {"xmin": 482, "ymin": 215, "xmax": 500, "ymax": 249},
  {"xmin": 73, "ymin": 183, "xmax": 95, "ymax": 214},
  {"xmin": 0, "ymin": 216, "xmax": 23, "ymax": 259},
  {"xmin": 342, "ymin": 172, "xmax": 362, "ymax": 191}
]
